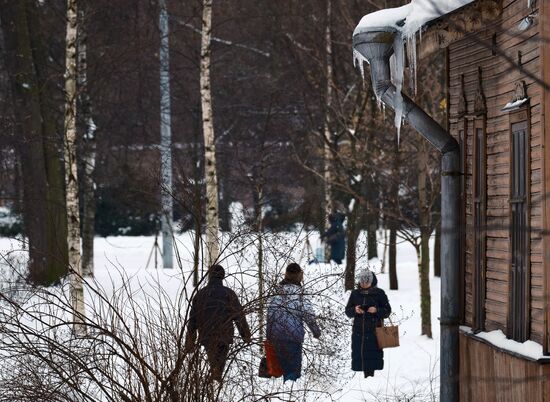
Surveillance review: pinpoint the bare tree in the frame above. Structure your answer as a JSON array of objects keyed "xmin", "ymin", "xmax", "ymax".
[
  {"xmin": 323, "ymin": 0, "xmax": 334, "ymax": 262},
  {"xmin": 0, "ymin": 0, "xmax": 69, "ymax": 285},
  {"xmin": 200, "ymin": 0, "xmax": 220, "ymax": 267},
  {"xmin": 159, "ymin": 0, "xmax": 174, "ymax": 269},
  {"xmin": 78, "ymin": 2, "xmax": 97, "ymax": 277},
  {"xmin": 64, "ymin": 0, "xmax": 85, "ymax": 333}
]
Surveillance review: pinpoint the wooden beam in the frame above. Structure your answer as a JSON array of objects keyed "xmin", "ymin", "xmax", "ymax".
[
  {"xmin": 418, "ymin": 0, "xmax": 502, "ymax": 59},
  {"xmin": 541, "ymin": 0, "xmax": 550, "ymax": 356}
]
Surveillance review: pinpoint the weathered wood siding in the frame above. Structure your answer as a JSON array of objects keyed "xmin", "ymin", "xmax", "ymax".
[
  {"xmin": 459, "ymin": 332, "xmax": 550, "ymax": 402},
  {"xmin": 540, "ymin": 0, "xmax": 550, "ymax": 356},
  {"xmin": 448, "ymin": 0, "xmax": 544, "ymax": 342}
]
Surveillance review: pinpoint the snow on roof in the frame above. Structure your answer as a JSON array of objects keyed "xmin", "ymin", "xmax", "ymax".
[
  {"xmin": 460, "ymin": 326, "xmax": 547, "ymax": 361},
  {"xmin": 502, "ymin": 97, "xmax": 529, "ymax": 111},
  {"xmin": 354, "ymin": 0, "xmax": 475, "ymax": 38}
]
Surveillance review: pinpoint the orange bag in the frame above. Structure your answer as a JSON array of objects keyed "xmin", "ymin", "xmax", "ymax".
[{"xmin": 264, "ymin": 340, "xmax": 283, "ymax": 378}]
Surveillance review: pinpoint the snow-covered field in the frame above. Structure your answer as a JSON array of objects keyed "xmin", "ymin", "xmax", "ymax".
[{"xmin": 0, "ymin": 230, "xmax": 440, "ymax": 401}]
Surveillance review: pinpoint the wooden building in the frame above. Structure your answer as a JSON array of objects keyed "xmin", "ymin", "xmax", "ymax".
[{"xmin": 419, "ymin": 0, "xmax": 550, "ymax": 399}]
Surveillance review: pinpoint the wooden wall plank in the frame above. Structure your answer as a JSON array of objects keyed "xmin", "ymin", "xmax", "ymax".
[
  {"xmin": 459, "ymin": 332, "xmax": 548, "ymax": 401},
  {"xmin": 541, "ymin": 0, "xmax": 550, "ymax": 356},
  {"xmin": 448, "ymin": 0, "xmax": 546, "ymax": 343}
]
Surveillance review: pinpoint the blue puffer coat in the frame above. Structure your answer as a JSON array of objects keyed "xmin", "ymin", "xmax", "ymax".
[
  {"xmin": 267, "ymin": 280, "xmax": 321, "ymax": 343},
  {"xmin": 345, "ymin": 274, "xmax": 391, "ymax": 372}
]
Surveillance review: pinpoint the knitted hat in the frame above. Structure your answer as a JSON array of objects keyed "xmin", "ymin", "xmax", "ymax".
[
  {"xmin": 357, "ymin": 269, "xmax": 374, "ymax": 285},
  {"xmin": 284, "ymin": 263, "xmax": 303, "ymax": 283},
  {"xmin": 208, "ymin": 264, "xmax": 225, "ymax": 280}
]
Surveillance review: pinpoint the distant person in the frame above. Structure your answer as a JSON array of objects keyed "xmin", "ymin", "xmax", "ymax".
[
  {"xmin": 345, "ymin": 269, "xmax": 391, "ymax": 378},
  {"xmin": 184, "ymin": 264, "xmax": 251, "ymax": 381},
  {"xmin": 267, "ymin": 263, "xmax": 321, "ymax": 381},
  {"xmin": 322, "ymin": 211, "xmax": 346, "ymax": 264}
]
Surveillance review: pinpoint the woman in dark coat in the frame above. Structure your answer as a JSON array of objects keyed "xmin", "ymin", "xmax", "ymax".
[
  {"xmin": 345, "ymin": 269, "xmax": 391, "ymax": 378},
  {"xmin": 322, "ymin": 212, "xmax": 346, "ymax": 264}
]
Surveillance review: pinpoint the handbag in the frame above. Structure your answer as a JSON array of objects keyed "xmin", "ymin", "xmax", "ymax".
[
  {"xmin": 375, "ymin": 317, "xmax": 400, "ymax": 349},
  {"xmin": 264, "ymin": 340, "xmax": 284, "ymax": 377}
]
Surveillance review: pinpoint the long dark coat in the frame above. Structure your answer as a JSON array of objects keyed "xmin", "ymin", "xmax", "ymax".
[
  {"xmin": 185, "ymin": 277, "xmax": 251, "ymax": 347},
  {"xmin": 345, "ymin": 274, "xmax": 391, "ymax": 372}
]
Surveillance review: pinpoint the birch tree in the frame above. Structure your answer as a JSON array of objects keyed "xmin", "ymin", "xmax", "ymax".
[
  {"xmin": 64, "ymin": 0, "xmax": 85, "ymax": 333},
  {"xmin": 77, "ymin": 3, "xmax": 97, "ymax": 277},
  {"xmin": 200, "ymin": 0, "xmax": 220, "ymax": 267},
  {"xmin": 323, "ymin": 0, "xmax": 333, "ymax": 261},
  {"xmin": 159, "ymin": 0, "xmax": 173, "ymax": 269}
]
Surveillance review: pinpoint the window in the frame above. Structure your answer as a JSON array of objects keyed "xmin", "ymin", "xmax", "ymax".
[
  {"xmin": 509, "ymin": 118, "xmax": 530, "ymax": 342},
  {"xmin": 473, "ymin": 119, "xmax": 486, "ymax": 331},
  {"xmin": 458, "ymin": 121, "xmax": 467, "ymax": 324}
]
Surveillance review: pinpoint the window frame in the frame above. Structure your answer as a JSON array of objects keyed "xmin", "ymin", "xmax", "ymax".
[
  {"xmin": 458, "ymin": 118, "xmax": 468, "ymax": 325},
  {"xmin": 472, "ymin": 117, "xmax": 487, "ymax": 332},
  {"xmin": 507, "ymin": 108, "xmax": 531, "ymax": 342}
]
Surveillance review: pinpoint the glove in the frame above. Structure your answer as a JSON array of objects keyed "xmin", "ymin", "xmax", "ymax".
[{"xmin": 183, "ymin": 333, "xmax": 196, "ymax": 354}]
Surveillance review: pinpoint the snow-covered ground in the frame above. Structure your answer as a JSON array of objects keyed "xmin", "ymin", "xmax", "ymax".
[{"xmin": 0, "ymin": 230, "xmax": 440, "ymax": 401}]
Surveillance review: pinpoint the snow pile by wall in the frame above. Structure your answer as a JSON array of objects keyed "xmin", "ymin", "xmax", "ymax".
[
  {"xmin": 460, "ymin": 326, "xmax": 545, "ymax": 361},
  {"xmin": 354, "ymin": 0, "xmax": 474, "ymax": 38}
]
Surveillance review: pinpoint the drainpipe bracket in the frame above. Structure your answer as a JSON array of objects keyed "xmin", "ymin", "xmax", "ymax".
[
  {"xmin": 441, "ymin": 171, "xmax": 462, "ymax": 177},
  {"xmin": 438, "ymin": 318, "xmax": 460, "ymax": 326}
]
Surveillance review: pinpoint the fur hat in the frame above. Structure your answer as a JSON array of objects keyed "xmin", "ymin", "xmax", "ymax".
[
  {"xmin": 208, "ymin": 264, "xmax": 225, "ymax": 280},
  {"xmin": 284, "ymin": 263, "xmax": 303, "ymax": 283},
  {"xmin": 357, "ymin": 268, "xmax": 374, "ymax": 285}
]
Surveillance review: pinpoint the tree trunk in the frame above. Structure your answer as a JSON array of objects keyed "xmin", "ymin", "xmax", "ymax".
[
  {"xmin": 254, "ymin": 185, "xmax": 265, "ymax": 346},
  {"xmin": 64, "ymin": 0, "xmax": 85, "ymax": 333},
  {"xmin": 366, "ymin": 207, "xmax": 378, "ymax": 260},
  {"xmin": 192, "ymin": 129, "xmax": 201, "ymax": 287},
  {"xmin": 380, "ymin": 225, "xmax": 387, "ymax": 274},
  {"xmin": 389, "ymin": 226, "xmax": 398, "ymax": 290},
  {"xmin": 323, "ymin": 0, "xmax": 333, "ymax": 262},
  {"xmin": 388, "ymin": 130, "xmax": 400, "ymax": 290},
  {"xmin": 0, "ymin": 0, "xmax": 68, "ymax": 285},
  {"xmin": 200, "ymin": 0, "xmax": 220, "ymax": 267},
  {"xmin": 366, "ymin": 176, "xmax": 378, "ymax": 260},
  {"xmin": 418, "ymin": 144, "xmax": 432, "ymax": 338},
  {"xmin": 27, "ymin": 0, "xmax": 69, "ymax": 283},
  {"xmin": 345, "ymin": 203, "xmax": 359, "ymax": 291},
  {"xmin": 77, "ymin": 4, "xmax": 97, "ymax": 277},
  {"xmin": 418, "ymin": 235, "xmax": 432, "ymax": 338},
  {"xmin": 159, "ymin": 0, "xmax": 173, "ymax": 269}
]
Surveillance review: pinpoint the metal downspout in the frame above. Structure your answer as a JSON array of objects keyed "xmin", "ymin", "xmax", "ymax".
[{"xmin": 353, "ymin": 30, "xmax": 460, "ymax": 402}]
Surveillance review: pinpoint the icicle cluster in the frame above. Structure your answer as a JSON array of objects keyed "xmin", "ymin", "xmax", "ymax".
[
  {"xmin": 406, "ymin": 34, "xmax": 417, "ymax": 95},
  {"xmin": 390, "ymin": 33, "xmax": 405, "ymax": 145},
  {"xmin": 353, "ymin": 48, "xmax": 369, "ymax": 80}
]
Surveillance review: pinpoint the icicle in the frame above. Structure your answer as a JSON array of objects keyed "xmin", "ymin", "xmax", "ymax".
[
  {"xmin": 353, "ymin": 48, "xmax": 368, "ymax": 80},
  {"xmin": 406, "ymin": 34, "xmax": 417, "ymax": 95},
  {"xmin": 391, "ymin": 33, "xmax": 405, "ymax": 146}
]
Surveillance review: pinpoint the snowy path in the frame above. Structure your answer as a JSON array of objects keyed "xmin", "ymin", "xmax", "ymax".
[{"xmin": 0, "ymin": 231, "xmax": 440, "ymax": 401}]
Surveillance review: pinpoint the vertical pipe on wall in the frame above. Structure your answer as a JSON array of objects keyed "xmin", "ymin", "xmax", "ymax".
[{"xmin": 353, "ymin": 30, "xmax": 460, "ymax": 401}]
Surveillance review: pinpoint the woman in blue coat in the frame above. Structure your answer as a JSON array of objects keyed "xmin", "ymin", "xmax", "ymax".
[
  {"xmin": 267, "ymin": 263, "xmax": 321, "ymax": 381},
  {"xmin": 345, "ymin": 269, "xmax": 391, "ymax": 378}
]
